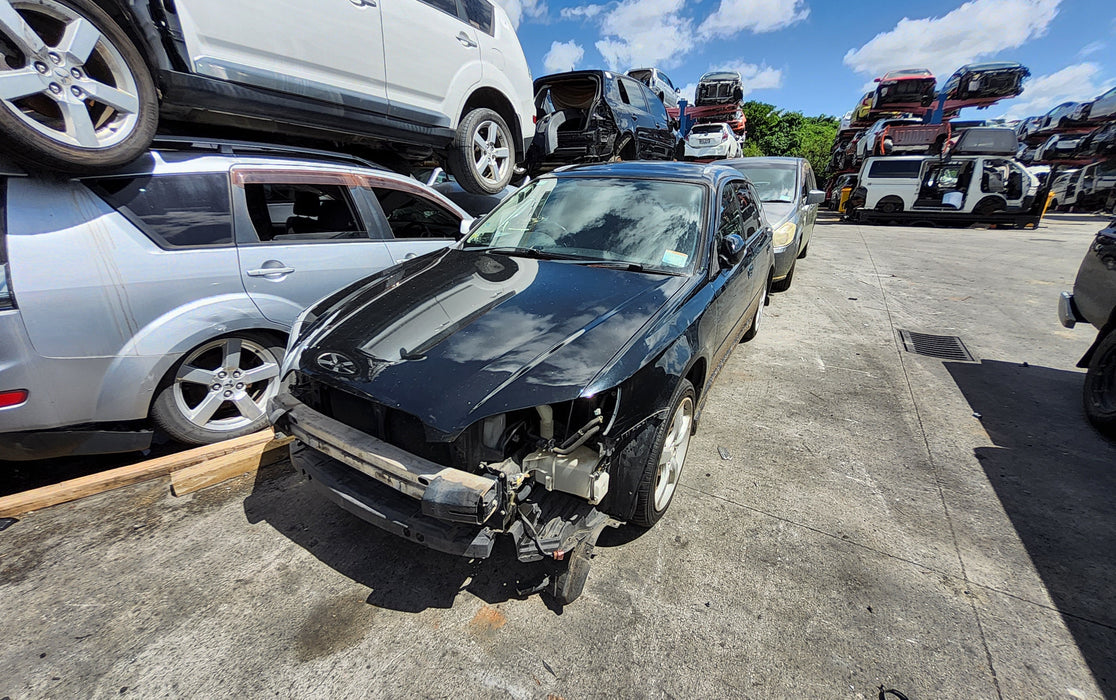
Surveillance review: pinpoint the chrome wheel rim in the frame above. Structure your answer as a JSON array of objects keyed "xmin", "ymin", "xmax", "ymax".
[
  {"xmin": 754, "ymin": 285, "xmax": 765, "ymax": 332},
  {"xmin": 471, "ymin": 119, "xmax": 509, "ymax": 187},
  {"xmin": 653, "ymin": 395, "xmax": 693, "ymax": 511},
  {"xmin": 0, "ymin": 0, "xmax": 140, "ymax": 149},
  {"xmin": 172, "ymin": 337, "xmax": 280, "ymax": 432}
]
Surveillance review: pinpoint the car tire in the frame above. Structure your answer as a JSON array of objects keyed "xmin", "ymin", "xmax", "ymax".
[
  {"xmin": 448, "ymin": 108, "xmax": 515, "ymax": 195},
  {"xmin": 1050, "ymin": 198, "xmax": 1059, "ymax": 211},
  {"xmin": 876, "ymin": 197, "xmax": 903, "ymax": 214},
  {"xmin": 797, "ymin": 241, "xmax": 809, "ymax": 259},
  {"xmin": 629, "ymin": 378, "xmax": 696, "ymax": 528},
  {"xmin": 772, "ymin": 259, "xmax": 795, "ymax": 293},
  {"xmin": 742, "ymin": 282, "xmax": 767, "ymax": 341},
  {"xmin": 0, "ymin": 0, "xmax": 158, "ymax": 173},
  {"xmin": 974, "ymin": 196, "xmax": 1006, "ymax": 215},
  {"xmin": 151, "ymin": 332, "xmax": 285, "ymax": 445},
  {"xmin": 1083, "ymin": 330, "xmax": 1116, "ymax": 439}
]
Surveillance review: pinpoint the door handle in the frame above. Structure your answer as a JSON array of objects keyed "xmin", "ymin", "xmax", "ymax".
[
  {"xmin": 350, "ymin": 0, "xmax": 376, "ymax": 6},
  {"xmin": 456, "ymin": 32, "xmax": 477, "ymax": 48},
  {"xmin": 404, "ymin": 253, "xmax": 418, "ymax": 260},
  {"xmin": 247, "ymin": 266, "xmax": 295, "ymax": 277}
]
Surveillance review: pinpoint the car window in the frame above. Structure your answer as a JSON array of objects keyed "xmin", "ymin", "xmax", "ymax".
[
  {"xmin": 241, "ymin": 182, "xmax": 366, "ymax": 243},
  {"xmin": 419, "ymin": 0, "xmax": 462, "ymax": 19},
  {"xmin": 464, "ymin": 177, "xmax": 705, "ymax": 273},
  {"xmin": 661, "ymin": 72, "xmax": 675, "ymax": 90},
  {"xmin": 621, "ymin": 78, "xmax": 648, "ymax": 111},
  {"xmin": 370, "ymin": 187, "xmax": 460, "ymax": 239},
  {"xmin": 731, "ymin": 182, "xmax": 759, "ymax": 236},
  {"xmin": 88, "ymin": 173, "xmax": 233, "ymax": 248},
  {"xmin": 462, "ymin": 0, "xmax": 494, "ymax": 34},
  {"xmin": 642, "ymin": 85, "xmax": 669, "ymax": 122},
  {"xmin": 718, "ymin": 185, "xmax": 743, "ymax": 242},
  {"xmin": 867, "ymin": 160, "xmax": 923, "ymax": 179}
]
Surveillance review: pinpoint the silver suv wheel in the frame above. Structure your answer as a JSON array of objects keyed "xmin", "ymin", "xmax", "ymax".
[
  {"xmin": 152, "ymin": 333, "xmax": 284, "ymax": 444},
  {"xmin": 449, "ymin": 107, "xmax": 515, "ymax": 194}
]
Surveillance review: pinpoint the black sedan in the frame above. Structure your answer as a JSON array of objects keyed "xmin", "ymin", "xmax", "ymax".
[{"xmin": 270, "ymin": 162, "xmax": 774, "ymax": 603}]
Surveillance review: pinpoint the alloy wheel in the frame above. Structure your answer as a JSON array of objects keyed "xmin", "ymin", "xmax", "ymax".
[
  {"xmin": 470, "ymin": 119, "xmax": 510, "ymax": 189},
  {"xmin": 0, "ymin": 0, "xmax": 140, "ymax": 149},
  {"xmin": 171, "ymin": 337, "xmax": 281, "ymax": 433},
  {"xmin": 653, "ymin": 395, "xmax": 694, "ymax": 511}
]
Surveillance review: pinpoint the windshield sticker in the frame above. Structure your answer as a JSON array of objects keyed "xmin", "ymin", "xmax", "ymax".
[{"xmin": 662, "ymin": 250, "xmax": 689, "ymax": 267}]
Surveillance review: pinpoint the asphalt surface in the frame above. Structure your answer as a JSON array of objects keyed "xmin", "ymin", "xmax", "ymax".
[{"xmin": 2, "ymin": 211, "xmax": 1114, "ymax": 699}]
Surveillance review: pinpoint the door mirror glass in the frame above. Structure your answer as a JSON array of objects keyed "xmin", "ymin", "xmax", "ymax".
[{"xmin": 720, "ymin": 233, "xmax": 747, "ymax": 265}]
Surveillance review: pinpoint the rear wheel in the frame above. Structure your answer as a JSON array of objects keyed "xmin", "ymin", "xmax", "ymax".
[
  {"xmin": 448, "ymin": 107, "xmax": 514, "ymax": 195},
  {"xmin": 1083, "ymin": 330, "xmax": 1116, "ymax": 439},
  {"xmin": 151, "ymin": 333, "xmax": 284, "ymax": 445},
  {"xmin": 876, "ymin": 197, "xmax": 903, "ymax": 214},
  {"xmin": 974, "ymin": 196, "xmax": 1006, "ymax": 216},
  {"xmin": 0, "ymin": 0, "xmax": 158, "ymax": 171}
]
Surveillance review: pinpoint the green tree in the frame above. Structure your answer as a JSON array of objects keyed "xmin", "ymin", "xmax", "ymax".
[{"xmin": 738, "ymin": 101, "xmax": 840, "ymax": 181}]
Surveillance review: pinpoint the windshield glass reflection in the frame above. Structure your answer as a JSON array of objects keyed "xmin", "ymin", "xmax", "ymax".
[{"xmin": 463, "ymin": 177, "xmax": 706, "ymax": 272}]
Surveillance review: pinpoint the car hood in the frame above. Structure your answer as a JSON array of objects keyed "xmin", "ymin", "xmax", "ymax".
[
  {"xmin": 296, "ymin": 248, "xmax": 689, "ymax": 437},
  {"xmin": 762, "ymin": 201, "xmax": 795, "ymax": 227}
]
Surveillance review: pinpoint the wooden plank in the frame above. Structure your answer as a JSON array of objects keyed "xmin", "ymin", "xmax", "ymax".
[
  {"xmin": 0, "ymin": 429, "xmax": 276, "ymax": 518},
  {"xmin": 169, "ymin": 436, "xmax": 293, "ymax": 496}
]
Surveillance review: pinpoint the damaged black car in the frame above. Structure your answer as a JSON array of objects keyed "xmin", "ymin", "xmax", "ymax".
[
  {"xmin": 270, "ymin": 162, "xmax": 774, "ymax": 604},
  {"xmin": 526, "ymin": 70, "xmax": 677, "ymax": 175}
]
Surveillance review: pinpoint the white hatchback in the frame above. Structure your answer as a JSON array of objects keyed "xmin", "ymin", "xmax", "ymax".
[{"xmin": 683, "ymin": 123, "xmax": 741, "ymax": 161}]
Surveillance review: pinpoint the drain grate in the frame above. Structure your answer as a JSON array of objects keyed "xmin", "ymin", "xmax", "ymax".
[{"xmin": 899, "ymin": 330, "xmax": 975, "ymax": 361}]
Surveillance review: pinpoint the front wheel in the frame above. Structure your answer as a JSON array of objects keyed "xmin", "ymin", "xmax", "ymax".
[
  {"xmin": 1083, "ymin": 330, "xmax": 1116, "ymax": 439},
  {"xmin": 447, "ymin": 107, "xmax": 515, "ymax": 195},
  {"xmin": 151, "ymin": 333, "xmax": 284, "ymax": 445},
  {"xmin": 630, "ymin": 379, "xmax": 696, "ymax": 527},
  {"xmin": 0, "ymin": 0, "xmax": 158, "ymax": 172}
]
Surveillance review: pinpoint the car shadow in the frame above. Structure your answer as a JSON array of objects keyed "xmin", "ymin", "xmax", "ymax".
[
  {"xmin": 242, "ymin": 464, "xmax": 569, "ymax": 614},
  {"xmin": 944, "ymin": 359, "xmax": 1116, "ymax": 697}
]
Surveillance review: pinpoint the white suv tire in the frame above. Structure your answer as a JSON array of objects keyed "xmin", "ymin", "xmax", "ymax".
[{"xmin": 448, "ymin": 107, "xmax": 515, "ymax": 194}]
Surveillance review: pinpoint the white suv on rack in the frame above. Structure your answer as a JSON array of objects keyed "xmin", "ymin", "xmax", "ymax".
[{"xmin": 0, "ymin": 0, "xmax": 533, "ymax": 193}]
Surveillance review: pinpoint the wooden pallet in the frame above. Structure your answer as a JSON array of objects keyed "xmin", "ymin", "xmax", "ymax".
[{"xmin": 0, "ymin": 430, "xmax": 293, "ymax": 518}]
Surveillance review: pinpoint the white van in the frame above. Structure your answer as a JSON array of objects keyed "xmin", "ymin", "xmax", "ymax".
[{"xmin": 850, "ymin": 154, "xmax": 1038, "ymax": 217}]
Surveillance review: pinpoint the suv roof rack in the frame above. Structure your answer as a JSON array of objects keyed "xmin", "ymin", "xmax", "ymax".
[{"xmin": 149, "ymin": 136, "xmax": 390, "ymax": 173}]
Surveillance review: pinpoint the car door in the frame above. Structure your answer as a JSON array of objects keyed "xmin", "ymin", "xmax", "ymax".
[
  {"xmin": 364, "ymin": 180, "xmax": 465, "ymax": 264},
  {"xmin": 800, "ymin": 162, "xmax": 819, "ymax": 245},
  {"xmin": 702, "ymin": 182, "xmax": 758, "ymax": 376},
  {"xmin": 174, "ymin": 0, "xmax": 388, "ymax": 109},
  {"xmin": 381, "ymin": 0, "xmax": 483, "ymax": 122},
  {"xmin": 230, "ymin": 168, "xmax": 396, "ymax": 327}
]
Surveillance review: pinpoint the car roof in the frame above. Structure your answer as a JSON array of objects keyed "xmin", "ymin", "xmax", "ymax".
[
  {"xmin": 717, "ymin": 156, "xmax": 803, "ymax": 167},
  {"xmin": 700, "ymin": 71, "xmax": 739, "ymax": 81},
  {"xmin": 551, "ymin": 161, "xmax": 745, "ymax": 187}
]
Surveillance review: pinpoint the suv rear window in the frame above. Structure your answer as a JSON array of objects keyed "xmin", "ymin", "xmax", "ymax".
[
  {"xmin": 462, "ymin": 0, "xmax": 494, "ymax": 34},
  {"xmin": 867, "ymin": 160, "xmax": 923, "ymax": 179},
  {"xmin": 89, "ymin": 174, "xmax": 233, "ymax": 248}
]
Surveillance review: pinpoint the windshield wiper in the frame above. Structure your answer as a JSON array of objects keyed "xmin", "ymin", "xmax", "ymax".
[{"xmin": 466, "ymin": 246, "xmax": 588, "ymax": 261}]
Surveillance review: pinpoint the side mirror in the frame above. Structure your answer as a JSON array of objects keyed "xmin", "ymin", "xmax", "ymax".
[
  {"xmin": 806, "ymin": 189, "xmax": 825, "ymax": 206},
  {"xmin": 458, "ymin": 217, "xmax": 477, "ymax": 239},
  {"xmin": 720, "ymin": 233, "xmax": 747, "ymax": 266}
]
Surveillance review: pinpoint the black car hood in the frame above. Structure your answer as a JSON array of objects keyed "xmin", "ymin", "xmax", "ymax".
[{"xmin": 298, "ymin": 248, "xmax": 689, "ymax": 437}]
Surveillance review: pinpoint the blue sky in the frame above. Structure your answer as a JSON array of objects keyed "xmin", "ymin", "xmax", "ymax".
[{"xmin": 494, "ymin": 0, "xmax": 1116, "ymax": 121}]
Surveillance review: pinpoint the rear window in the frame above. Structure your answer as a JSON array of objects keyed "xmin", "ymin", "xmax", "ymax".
[
  {"xmin": 536, "ymin": 77, "xmax": 600, "ymax": 116},
  {"xmin": 692, "ymin": 125, "xmax": 723, "ymax": 134},
  {"xmin": 628, "ymin": 70, "xmax": 652, "ymax": 85},
  {"xmin": 88, "ymin": 174, "xmax": 233, "ymax": 248},
  {"xmin": 462, "ymin": 0, "xmax": 494, "ymax": 34},
  {"xmin": 867, "ymin": 160, "xmax": 923, "ymax": 179}
]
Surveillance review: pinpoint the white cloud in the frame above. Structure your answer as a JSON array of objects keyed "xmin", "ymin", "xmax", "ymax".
[
  {"xmin": 492, "ymin": 0, "xmax": 547, "ymax": 28},
  {"xmin": 678, "ymin": 82, "xmax": 697, "ymax": 103},
  {"xmin": 560, "ymin": 4, "xmax": 603, "ymax": 20},
  {"xmin": 843, "ymin": 0, "xmax": 1060, "ymax": 80},
  {"xmin": 999, "ymin": 62, "xmax": 1116, "ymax": 119},
  {"xmin": 543, "ymin": 40, "xmax": 585, "ymax": 73},
  {"xmin": 1078, "ymin": 40, "xmax": 1105, "ymax": 58},
  {"xmin": 712, "ymin": 60, "xmax": 784, "ymax": 97},
  {"xmin": 591, "ymin": 0, "xmax": 696, "ymax": 71},
  {"xmin": 698, "ymin": 0, "xmax": 808, "ymax": 39}
]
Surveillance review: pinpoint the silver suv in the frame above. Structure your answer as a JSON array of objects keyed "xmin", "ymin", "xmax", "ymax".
[
  {"xmin": 0, "ymin": 140, "xmax": 470, "ymax": 460},
  {"xmin": 0, "ymin": 0, "xmax": 533, "ymax": 193}
]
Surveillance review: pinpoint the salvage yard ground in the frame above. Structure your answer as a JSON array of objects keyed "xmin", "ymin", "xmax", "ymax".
[{"xmin": 1, "ymin": 212, "xmax": 1113, "ymax": 699}]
